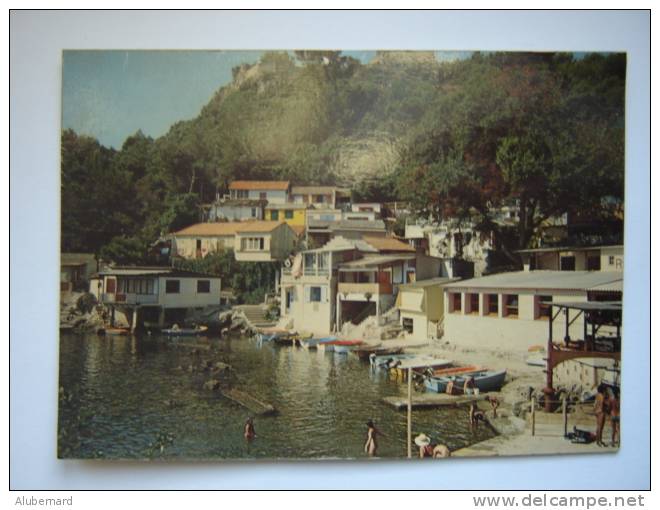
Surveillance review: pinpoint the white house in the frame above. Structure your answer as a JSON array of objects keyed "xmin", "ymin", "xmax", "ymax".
[
  {"xmin": 517, "ymin": 245, "xmax": 624, "ymax": 272},
  {"xmin": 289, "ymin": 185, "xmax": 350, "ymax": 210},
  {"xmin": 204, "ymin": 198, "xmax": 265, "ymax": 222},
  {"xmin": 171, "ymin": 221, "xmax": 297, "ymax": 262},
  {"xmin": 396, "ymin": 277, "xmax": 459, "ymax": 341},
  {"xmin": 442, "ymin": 270, "xmax": 623, "ymax": 351},
  {"xmin": 228, "ymin": 180, "xmax": 290, "ymax": 204},
  {"xmin": 60, "ymin": 253, "xmax": 97, "ymax": 293},
  {"xmin": 98, "ymin": 266, "xmax": 222, "ymax": 331}
]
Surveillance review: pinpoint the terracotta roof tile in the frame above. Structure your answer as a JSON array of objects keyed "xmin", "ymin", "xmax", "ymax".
[
  {"xmin": 229, "ymin": 180, "xmax": 290, "ymax": 191},
  {"xmin": 362, "ymin": 236, "xmax": 415, "ymax": 252}
]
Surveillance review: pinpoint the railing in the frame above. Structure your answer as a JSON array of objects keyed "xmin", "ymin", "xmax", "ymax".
[
  {"xmin": 338, "ymin": 282, "xmax": 392, "ymax": 295},
  {"xmin": 102, "ymin": 293, "xmax": 159, "ymax": 305}
]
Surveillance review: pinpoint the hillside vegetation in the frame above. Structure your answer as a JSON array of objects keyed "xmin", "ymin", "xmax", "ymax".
[{"xmin": 61, "ymin": 50, "xmax": 625, "ymax": 262}]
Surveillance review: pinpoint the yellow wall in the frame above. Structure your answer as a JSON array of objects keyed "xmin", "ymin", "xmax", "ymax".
[{"xmin": 265, "ymin": 208, "xmax": 306, "ymax": 227}]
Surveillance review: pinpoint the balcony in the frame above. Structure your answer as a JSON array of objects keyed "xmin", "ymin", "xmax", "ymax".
[
  {"xmin": 102, "ymin": 293, "xmax": 159, "ymax": 305},
  {"xmin": 338, "ymin": 281, "xmax": 392, "ymax": 296}
]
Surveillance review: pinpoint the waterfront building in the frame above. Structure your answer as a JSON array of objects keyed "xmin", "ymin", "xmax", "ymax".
[
  {"xmin": 395, "ymin": 277, "xmax": 459, "ymax": 341},
  {"xmin": 98, "ymin": 266, "xmax": 222, "ymax": 330},
  {"xmin": 279, "ymin": 236, "xmax": 446, "ymax": 335},
  {"xmin": 442, "ymin": 270, "xmax": 622, "ymax": 351},
  {"xmin": 228, "ymin": 180, "xmax": 290, "ymax": 204},
  {"xmin": 60, "ymin": 253, "xmax": 97, "ymax": 293}
]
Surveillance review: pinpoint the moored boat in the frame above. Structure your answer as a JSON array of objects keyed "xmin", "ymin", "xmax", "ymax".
[
  {"xmin": 100, "ymin": 327, "xmax": 130, "ymax": 336},
  {"xmin": 352, "ymin": 345, "xmax": 403, "ymax": 361},
  {"xmin": 423, "ymin": 369, "xmax": 507, "ymax": 393},
  {"xmin": 162, "ymin": 325, "xmax": 209, "ymax": 337},
  {"xmin": 324, "ymin": 340, "xmax": 365, "ymax": 354}
]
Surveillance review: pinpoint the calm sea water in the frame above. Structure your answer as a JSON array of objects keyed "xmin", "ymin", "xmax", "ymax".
[{"xmin": 57, "ymin": 333, "xmax": 495, "ymax": 460}]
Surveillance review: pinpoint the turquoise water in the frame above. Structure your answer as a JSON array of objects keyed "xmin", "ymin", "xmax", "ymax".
[{"xmin": 57, "ymin": 333, "xmax": 495, "ymax": 460}]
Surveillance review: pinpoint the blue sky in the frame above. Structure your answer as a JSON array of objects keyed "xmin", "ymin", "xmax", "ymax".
[{"xmin": 62, "ymin": 50, "xmax": 476, "ymax": 148}]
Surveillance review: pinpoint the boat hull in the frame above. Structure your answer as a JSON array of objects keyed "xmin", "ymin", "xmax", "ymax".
[{"xmin": 424, "ymin": 370, "xmax": 507, "ymax": 393}]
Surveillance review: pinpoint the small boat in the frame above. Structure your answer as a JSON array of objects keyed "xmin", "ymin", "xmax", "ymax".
[
  {"xmin": 352, "ymin": 345, "xmax": 403, "ymax": 361},
  {"xmin": 370, "ymin": 353, "xmax": 419, "ymax": 369},
  {"xmin": 162, "ymin": 325, "xmax": 209, "ymax": 337},
  {"xmin": 323, "ymin": 340, "xmax": 365, "ymax": 354},
  {"xmin": 255, "ymin": 328, "xmax": 291, "ymax": 343},
  {"xmin": 102, "ymin": 327, "xmax": 130, "ymax": 336},
  {"xmin": 425, "ymin": 364, "xmax": 483, "ymax": 377},
  {"xmin": 424, "ymin": 369, "xmax": 507, "ymax": 393},
  {"xmin": 525, "ymin": 356, "xmax": 546, "ymax": 367}
]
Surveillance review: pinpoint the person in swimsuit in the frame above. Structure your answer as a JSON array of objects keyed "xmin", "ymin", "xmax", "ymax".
[
  {"xmin": 486, "ymin": 395, "xmax": 500, "ymax": 418},
  {"xmin": 364, "ymin": 419, "xmax": 382, "ymax": 456},
  {"xmin": 609, "ymin": 388, "xmax": 620, "ymax": 447},
  {"xmin": 414, "ymin": 434, "xmax": 451, "ymax": 458},
  {"xmin": 244, "ymin": 417, "xmax": 256, "ymax": 441},
  {"xmin": 594, "ymin": 384, "xmax": 609, "ymax": 446},
  {"xmin": 469, "ymin": 402, "xmax": 486, "ymax": 432},
  {"xmin": 463, "ymin": 376, "xmax": 476, "ymax": 395}
]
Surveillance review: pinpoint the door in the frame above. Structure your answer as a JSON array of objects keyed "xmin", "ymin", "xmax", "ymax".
[{"xmin": 106, "ymin": 277, "xmax": 116, "ymax": 294}]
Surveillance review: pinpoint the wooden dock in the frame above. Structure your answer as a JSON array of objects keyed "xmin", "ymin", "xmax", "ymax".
[
  {"xmin": 382, "ymin": 393, "xmax": 496, "ymax": 410},
  {"xmin": 221, "ymin": 388, "xmax": 277, "ymax": 415}
]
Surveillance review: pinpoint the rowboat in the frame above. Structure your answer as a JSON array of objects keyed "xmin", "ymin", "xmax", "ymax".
[
  {"xmin": 352, "ymin": 345, "xmax": 403, "ymax": 361},
  {"xmin": 102, "ymin": 327, "xmax": 130, "ymax": 336},
  {"xmin": 299, "ymin": 336, "xmax": 336, "ymax": 349},
  {"xmin": 425, "ymin": 364, "xmax": 483, "ymax": 377},
  {"xmin": 162, "ymin": 325, "xmax": 209, "ymax": 337},
  {"xmin": 424, "ymin": 369, "xmax": 507, "ymax": 393},
  {"xmin": 255, "ymin": 328, "xmax": 291, "ymax": 343},
  {"xmin": 370, "ymin": 353, "xmax": 450, "ymax": 371},
  {"xmin": 323, "ymin": 340, "xmax": 365, "ymax": 354}
]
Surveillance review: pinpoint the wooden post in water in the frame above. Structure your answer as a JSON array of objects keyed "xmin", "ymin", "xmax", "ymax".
[
  {"xmin": 562, "ymin": 396, "xmax": 568, "ymax": 437},
  {"xmin": 407, "ymin": 367, "xmax": 412, "ymax": 459},
  {"xmin": 531, "ymin": 396, "xmax": 536, "ymax": 436}
]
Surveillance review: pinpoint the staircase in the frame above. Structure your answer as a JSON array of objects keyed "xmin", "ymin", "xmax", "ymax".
[{"xmin": 234, "ymin": 304, "xmax": 275, "ymax": 328}]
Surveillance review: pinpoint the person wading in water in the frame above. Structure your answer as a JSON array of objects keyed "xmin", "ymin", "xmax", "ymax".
[
  {"xmin": 244, "ymin": 417, "xmax": 256, "ymax": 441},
  {"xmin": 364, "ymin": 419, "xmax": 384, "ymax": 457}
]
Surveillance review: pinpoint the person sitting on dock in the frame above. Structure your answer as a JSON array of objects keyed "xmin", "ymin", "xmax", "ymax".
[
  {"xmin": 414, "ymin": 434, "xmax": 451, "ymax": 459},
  {"xmin": 469, "ymin": 402, "xmax": 486, "ymax": 432},
  {"xmin": 244, "ymin": 417, "xmax": 256, "ymax": 441}
]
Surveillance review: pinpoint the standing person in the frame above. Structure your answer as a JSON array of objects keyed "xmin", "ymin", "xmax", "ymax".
[
  {"xmin": 609, "ymin": 387, "xmax": 620, "ymax": 447},
  {"xmin": 463, "ymin": 376, "xmax": 476, "ymax": 395},
  {"xmin": 594, "ymin": 384, "xmax": 609, "ymax": 446},
  {"xmin": 469, "ymin": 402, "xmax": 485, "ymax": 432},
  {"xmin": 244, "ymin": 417, "xmax": 256, "ymax": 441},
  {"xmin": 486, "ymin": 395, "xmax": 500, "ymax": 418},
  {"xmin": 364, "ymin": 419, "xmax": 382, "ymax": 457}
]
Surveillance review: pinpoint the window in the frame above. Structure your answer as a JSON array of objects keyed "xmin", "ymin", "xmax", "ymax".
[
  {"xmin": 196, "ymin": 239, "xmax": 202, "ymax": 250},
  {"xmin": 242, "ymin": 237, "xmax": 265, "ymax": 251},
  {"xmin": 165, "ymin": 280, "xmax": 180, "ymax": 294},
  {"xmin": 609, "ymin": 256, "xmax": 615, "ymax": 265},
  {"xmin": 537, "ymin": 295, "xmax": 552, "ymax": 320},
  {"xmin": 235, "ymin": 190, "xmax": 248, "ymax": 199},
  {"xmin": 310, "ymin": 286, "xmax": 322, "ymax": 302},
  {"xmin": 259, "ymin": 192, "xmax": 267, "ymax": 200},
  {"xmin": 452, "ymin": 293, "xmax": 462, "ymax": 313},
  {"xmin": 402, "ymin": 317, "xmax": 414, "ymax": 334},
  {"xmin": 270, "ymin": 210, "xmax": 279, "ymax": 221},
  {"xmin": 197, "ymin": 280, "xmax": 210, "ymax": 293},
  {"xmin": 560, "ymin": 256, "xmax": 576, "ymax": 271},
  {"xmin": 587, "ymin": 256, "xmax": 601, "ymax": 271},
  {"xmin": 505, "ymin": 295, "xmax": 519, "ymax": 318},
  {"xmin": 251, "ymin": 208, "xmax": 257, "ymax": 218},
  {"xmin": 469, "ymin": 293, "xmax": 479, "ymax": 314},
  {"xmin": 285, "ymin": 210, "xmax": 293, "ymax": 219},
  {"xmin": 487, "ymin": 294, "xmax": 499, "ymax": 315}
]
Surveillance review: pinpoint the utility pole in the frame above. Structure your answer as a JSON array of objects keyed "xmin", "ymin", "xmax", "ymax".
[{"xmin": 407, "ymin": 367, "xmax": 412, "ymax": 458}]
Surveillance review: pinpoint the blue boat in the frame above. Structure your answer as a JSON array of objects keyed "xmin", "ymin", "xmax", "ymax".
[
  {"xmin": 424, "ymin": 369, "xmax": 507, "ymax": 393},
  {"xmin": 301, "ymin": 336, "xmax": 337, "ymax": 349}
]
